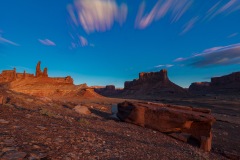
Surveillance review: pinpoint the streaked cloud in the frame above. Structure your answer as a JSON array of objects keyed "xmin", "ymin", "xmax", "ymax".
[
  {"xmin": 174, "ymin": 43, "xmax": 240, "ymax": 67},
  {"xmin": 79, "ymin": 36, "xmax": 88, "ymax": 47},
  {"xmin": 155, "ymin": 64, "xmax": 174, "ymax": 68},
  {"xmin": 0, "ymin": 36, "xmax": 19, "ymax": 46},
  {"xmin": 67, "ymin": 0, "xmax": 128, "ymax": 33},
  {"xmin": 38, "ymin": 39, "xmax": 56, "ymax": 46},
  {"xmin": 180, "ymin": 17, "xmax": 199, "ymax": 35},
  {"xmin": 216, "ymin": 0, "xmax": 238, "ymax": 15},
  {"xmin": 135, "ymin": 0, "xmax": 192, "ymax": 29},
  {"xmin": 70, "ymin": 34, "xmax": 94, "ymax": 49},
  {"xmin": 228, "ymin": 32, "xmax": 238, "ymax": 38},
  {"xmin": 204, "ymin": 0, "xmax": 240, "ymax": 21}
]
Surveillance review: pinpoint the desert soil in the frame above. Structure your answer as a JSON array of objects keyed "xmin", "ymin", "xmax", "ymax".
[{"xmin": 0, "ymin": 90, "xmax": 239, "ymax": 159}]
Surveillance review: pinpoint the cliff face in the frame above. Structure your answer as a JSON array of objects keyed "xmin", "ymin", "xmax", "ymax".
[
  {"xmin": 189, "ymin": 72, "xmax": 240, "ymax": 95},
  {"xmin": 0, "ymin": 61, "xmax": 73, "ymax": 85},
  {"xmin": 0, "ymin": 62, "xmax": 88, "ymax": 97},
  {"xmin": 189, "ymin": 82, "xmax": 210, "ymax": 94},
  {"xmin": 121, "ymin": 70, "xmax": 188, "ymax": 98}
]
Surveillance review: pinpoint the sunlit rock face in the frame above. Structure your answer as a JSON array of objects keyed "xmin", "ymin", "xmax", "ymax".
[
  {"xmin": 0, "ymin": 62, "xmax": 104, "ymax": 99},
  {"xmin": 117, "ymin": 101, "xmax": 215, "ymax": 152}
]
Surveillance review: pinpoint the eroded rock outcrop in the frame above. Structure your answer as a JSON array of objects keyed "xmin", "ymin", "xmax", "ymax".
[
  {"xmin": 117, "ymin": 101, "xmax": 215, "ymax": 152},
  {"xmin": 94, "ymin": 85, "xmax": 123, "ymax": 97},
  {"xmin": 0, "ymin": 61, "xmax": 95, "ymax": 97},
  {"xmin": 189, "ymin": 82, "xmax": 210, "ymax": 94},
  {"xmin": 121, "ymin": 69, "xmax": 188, "ymax": 99},
  {"xmin": 189, "ymin": 72, "xmax": 240, "ymax": 95},
  {"xmin": 0, "ymin": 61, "xmax": 73, "ymax": 85}
]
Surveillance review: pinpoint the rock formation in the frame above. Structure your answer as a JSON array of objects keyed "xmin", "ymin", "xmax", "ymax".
[
  {"xmin": 189, "ymin": 72, "xmax": 240, "ymax": 95},
  {"xmin": 36, "ymin": 61, "xmax": 43, "ymax": 77},
  {"xmin": 121, "ymin": 69, "xmax": 188, "ymax": 99},
  {"xmin": 188, "ymin": 82, "xmax": 210, "ymax": 94},
  {"xmin": 0, "ymin": 61, "xmax": 73, "ymax": 85},
  {"xmin": 43, "ymin": 68, "xmax": 48, "ymax": 77},
  {"xmin": 117, "ymin": 101, "xmax": 215, "ymax": 152},
  {"xmin": 94, "ymin": 85, "xmax": 123, "ymax": 97},
  {"xmin": 0, "ymin": 61, "xmax": 84, "ymax": 97}
]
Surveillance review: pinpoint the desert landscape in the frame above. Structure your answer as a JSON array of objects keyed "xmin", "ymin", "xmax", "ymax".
[
  {"xmin": 0, "ymin": 62, "xmax": 239, "ymax": 159},
  {"xmin": 1, "ymin": 0, "xmax": 240, "ymax": 160}
]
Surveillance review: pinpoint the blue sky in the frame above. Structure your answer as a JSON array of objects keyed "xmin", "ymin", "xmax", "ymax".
[{"xmin": 0, "ymin": 0, "xmax": 240, "ymax": 88}]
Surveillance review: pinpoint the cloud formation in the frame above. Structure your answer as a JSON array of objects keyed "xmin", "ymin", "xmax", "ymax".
[
  {"xmin": 175, "ymin": 43, "xmax": 240, "ymax": 67},
  {"xmin": 134, "ymin": 0, "xmax": 240, "ymax": 33},
  {"xmin": 67, "ymin": 0, "xmax": 128, "ymax": 33},
  {"xmin": 228, "ymin": 32, "xmax": 238, "ymax": 38},
  {"xmin": 70, "ymin": 34, "xmax": 94, "ymax": 49},
  {"xmin": 38, "ymin": 39, "xmax": 56, "ymax": 46},
  {"xmin": 0, "ymin": 36, "xmax": 19, "ymax": 46},
  {"xmin": 155, "ymin": 64, "xmax": 174, "ymax": 68},
  {"xmin": 135, "ymin": 0, "xmax": 192, "ymax": 29},
  {"xmin": 180, "ymin": 17, "xmax": 199, "ymax": 35}
]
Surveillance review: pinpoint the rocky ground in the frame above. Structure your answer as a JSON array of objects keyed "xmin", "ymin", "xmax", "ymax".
[{"xmin": 0, "ymin": 89, "xmax": 239, "ymax": 159}]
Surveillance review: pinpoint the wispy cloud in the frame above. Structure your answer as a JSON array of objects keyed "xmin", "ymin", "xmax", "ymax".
[
  {"xmin": 215, "ymin": 0, "xmax": 238, "ymax": 15},
  {"xmin": 70, "ymin": 34, "xmax": 94, "ymax": 49},
  {"xmin": 79, "ymin": 36, "xmax": 88, "ymax": 47},
  {"xmin": 135, "ymin": 0, "xmax": 192, "ymax": 29},
  {"xmin": 181, "ymin": 1, "xmax": 240, "ymax": 34},
  {"xmin": 155, "ymin": 64, "xmax": 174, "ymax": 68},
  {"xmin": 38, "ymin": 39, "xmax": 56, "ymax": 46},
  {"xmin": 67, "ymin": 0, "xmax": 128, "ymax": 33},
  {"xmin": 0, "ymin": 36, "xmax": 19, "ymax": 46},
  {"xmin": 228, "ymin": 32, "xmax": 238, "ymax": 38},
  {"xmin": 204, "ymin": 0, "xmax": 240, "ymax": 21},
  {"xmin": 174, "ymin": 43, "xmax": 240, "ymax": 67},
  {"xmin": 180, "ymin": 16, "xmax": 199, "ymax": 35}
]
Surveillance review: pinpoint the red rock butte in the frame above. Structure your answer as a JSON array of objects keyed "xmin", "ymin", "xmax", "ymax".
[
  {"xmin": 0, "ymin": 61, "xmax": 73, "ymax": 84},
  {"xmin": 189, "ymin": 71, "xmax": 240, "ymax": 94},
  {"xmin": 122, "ymin": 69, "xmax": 188, "ymax": 98}
]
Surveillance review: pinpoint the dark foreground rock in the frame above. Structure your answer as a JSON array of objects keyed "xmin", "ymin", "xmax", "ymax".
[{"xmin": 117, "ymin": 101, "xmax": 215, "ymax": 152}]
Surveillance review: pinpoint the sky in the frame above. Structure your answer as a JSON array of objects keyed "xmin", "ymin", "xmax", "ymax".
[{"xmin": 0, "ymin": 0, "xmax": 240, "ymax": 88}]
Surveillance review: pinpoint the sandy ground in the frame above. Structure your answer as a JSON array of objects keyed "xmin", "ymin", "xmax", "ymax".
[{"xmin": 0, "ymin": 90, "xmax": 239, "ymax": 159}]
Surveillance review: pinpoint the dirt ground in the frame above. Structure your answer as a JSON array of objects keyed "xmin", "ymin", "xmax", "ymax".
[{"xmin": 0, "ymin": 90, "xmax": 239, "ymax": 159}]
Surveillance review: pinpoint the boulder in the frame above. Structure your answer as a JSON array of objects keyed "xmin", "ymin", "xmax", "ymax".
[
  {"xmin": 117, "ymin": 101, "xmax": 215, "ymax": 152},
  {"xmin": 73, "ymin": 105, "xmax": 91, "ymax": 115}
]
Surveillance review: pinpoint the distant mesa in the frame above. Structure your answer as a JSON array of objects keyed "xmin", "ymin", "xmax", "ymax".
[
  {"xmin": 122, "ymin": 69, "xmax": 188, "ymax": 98},
  {"xmin": 94, "ymin": 69, "xmax": 188, "ymax": 99},
  {"xmin": 94, "ymin": 85, "xmax": 123, "ymax": 97},
  {"xmin": 189, "ymin": 72, "xmax": 240, "ymax": 95}
]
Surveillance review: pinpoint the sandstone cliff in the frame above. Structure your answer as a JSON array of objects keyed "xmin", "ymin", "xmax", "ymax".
[
  {"xmin": 0, "ymin": 62, "xmax": 102, "ymax": 98},
  {"xmin": 120, "ymin": 69, "xmax": 188, "ymax": 99},
  {"xmin": 189, "ymin": 72, "xmax": 240, "ymax": 95}
]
